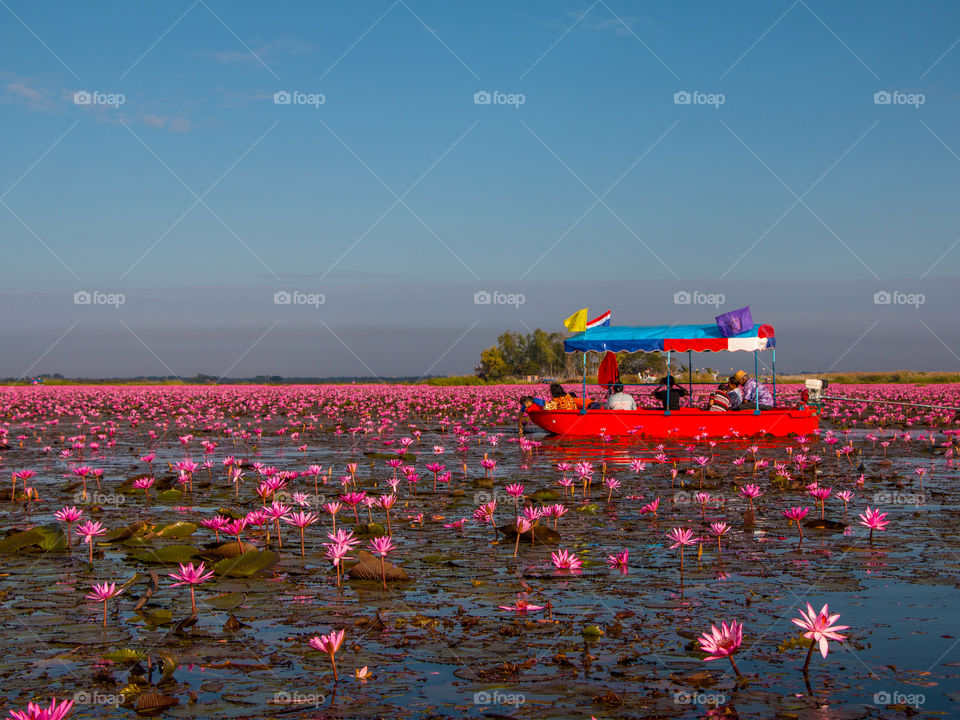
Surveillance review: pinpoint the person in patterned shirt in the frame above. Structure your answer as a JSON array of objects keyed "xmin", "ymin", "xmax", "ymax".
[{"xmin": 544, "ymin": 383, "xmax": 585, "ymax": 411}]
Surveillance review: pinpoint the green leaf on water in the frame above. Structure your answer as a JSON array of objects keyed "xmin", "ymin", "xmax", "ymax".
[
  {"xmin": 36, "ymin": 524, "xmax": 68, "ymax": 552},
  {"xmin": 0, "ymin": 529, "xmax": 45, "ymax": 554},
  {"xmin": 360, "ymin": 522, "xmax": 386, "ymax": 538},
  {"xmin": 155, "ymin": 489, "xmax": 183, "ymax": 503},
  {"xmin": 159, "ymin": 654, "xmax": 177, "ymax": 683},
  {"xmin": 131, "ymin": 545, "xmax": 199, "ymax": 564},
  {"xmin": 103, "ymin": 648, "xmax": 147, "ymax": 662},
  {"xmin": 204, "ymin": 592, "xmax": 246, "ymax": 609},
  {"xmin": 213, "ymin": 549, "xmax": 278, "ymax": 578},
  {"xmin": 157, "ymin": 522, "xmax": 197, "ymax": 539},
  {"xmin": 582, "ymin": 624, "xmax": 604, "ymax": 638},
  {"xmin": 577, "ymin": 503, "xmax": 600, "ymax": 515},
  {"xmin": 140, "ymin": 609, "xmax": 173, "ymax": 627}
]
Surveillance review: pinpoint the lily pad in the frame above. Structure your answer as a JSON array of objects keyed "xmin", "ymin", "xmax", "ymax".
[
  {"xmin": 103, "ymin": 648, "xmax": 148, "ymax": 662},
  {"xmin": 213, "ymin": 549, "xmax": 278, "ymax": 578},
  {"xmin": 157, "ymin": 521, "xmax": 197, "ymax": 539},
  {"xmin": 204, "ymin": 591, "xmax": 246, "ymax": 609},
  {"xmin": 155, "ymin": 489, "xmax": 183, "ymax": 504},
  {"xmin": 131, "ymin": 545, "xmax": 199, "ymax": 564},
  {"xmin": 0, "ymin": 529, "xmax": 45, "ymax": 554}
]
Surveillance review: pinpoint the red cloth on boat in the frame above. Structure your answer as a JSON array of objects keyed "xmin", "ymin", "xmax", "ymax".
[{"xmin": 597, "ymin": 351, "xmax": 620, "ymax": 388}]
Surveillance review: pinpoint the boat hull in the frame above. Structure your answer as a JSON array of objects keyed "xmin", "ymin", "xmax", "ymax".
[{"xmin": 525, "ymin": 406, "xmax": 819, "ymax": 438}]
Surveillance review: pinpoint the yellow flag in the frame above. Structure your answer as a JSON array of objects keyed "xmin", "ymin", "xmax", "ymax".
[{"xmin": 563, "ymin": 308, "xmax": 588, "ymax": 333}]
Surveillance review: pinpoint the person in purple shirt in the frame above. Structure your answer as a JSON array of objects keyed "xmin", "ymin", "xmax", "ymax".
[{"xmin": 732, "ymin": 370, "xmax": 774, "ymax": 410}]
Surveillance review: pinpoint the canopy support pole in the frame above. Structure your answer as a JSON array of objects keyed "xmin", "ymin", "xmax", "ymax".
[
  {"xmin": 581, "ymin": 352, "xmax": 587, "ymax": 415},
  {"xmin": 687, "ymin": 350, "xmax": 693, "ymax": 408},
  {"xmin": 754, "ymin": 350, "xmax": 761, "ymax": 415},
  {"xmin": 665, "ymin": 351, "xmax": 671, "ymax": 416},
  {"xmin": 772, "ymin": 347, "xmax": 777, "ymax": 407}
]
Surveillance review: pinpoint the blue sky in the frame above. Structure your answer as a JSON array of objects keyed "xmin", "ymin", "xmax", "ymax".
[{"xmin": 1, "ymin": 0, "xmax": 958, "ymax": 378}]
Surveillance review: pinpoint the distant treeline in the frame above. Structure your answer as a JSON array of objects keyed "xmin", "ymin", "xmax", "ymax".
[
  {"xmin": 3, "ymin": 374, "xmax": 442, "ymax": 386},
  {"xmin": 476, "ymin": 329, "xmax": 668, "ymax": 382}
]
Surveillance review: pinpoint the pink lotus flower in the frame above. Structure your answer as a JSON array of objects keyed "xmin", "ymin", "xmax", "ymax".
[
  {"xmin": 858, "ymin": 506, "xmax": 889, "ymax": 542},
  {"xmin": 607, "ymin": 549, "xmax": 629, "ymax": 571},
  {"xmin": 443, "ymin": 518, "xmax": 468, "ymax": 531},
  {"xmin": 340, "ymin": 491, "xmax": 367, "ymax": 525},
  {"xmin": 309, "ymin": 629, "xmax": 345, "ymax": 682},
  {"xmin": 551, "ymin": 549, "xmax": 582, "ymax": 573},
  {"xmin": 791, "ymin": 602, "xmax": 849, "ymax": 674},
  {"xmin": 505, "ymin": 483, "xmax": 525, "ymax": 512},
  {"xmin": 223, "ymin": 517, "xmax": 247, "ymax": 545},
  {"xmin": 85, "ymin": 581, "xmax": 123, "ymax": 627},
  {"xmin": 479, "ymin": 457, "xmax": 496, "ymax": 478},
  {"xmin": 836, "ymin": 490, "xmax": 854, "ymax": 513},
  {"xmin": 285, "ymin": 511, "xmax": 319, "ymax": 556},
  {"xmin": 666, "ymin": 527, "xmax": 696, "ymax": 582},
  {"xmin": 54, "ymin": 506, "xmax": 83, "ymax": 549},
  {"xmin": 200, "ymin": 515, "xmax": 230, "ymax": 542},
  {"xmin": 737, "ymin": 483, "xmax": 762, "ymax": 512},
  {"xmin": 545, "ymin": 503, "xmax": 568, "ymax": 530},
  {"xmin": 368, "ymin": 535, "xmax": 396, "ymax": 590},
  {"xmin": 473, "ymin": 500, "xmax": 497, "ymax": 539},
  {"xmin": 639, "ymin": 497, "xmax": 660, "ymax": 517},
  {"xmin": 6, "ymin": 698, "xmax": 74, "ymax": 720},
  {"xmin": 782, "ymin": 506, "xmax": 809, "ymax": 540},
  {"xmin": 498, "ymin": 595, "xmax": 544, "ymax": 614},
  {"xmin": 75, "ymin": 520, "xmax": 106, "ymax": 563},
  {"xmin": 698, "ymin": 619, "xmax": 743, "ymax": 677},
  {"xmin": 604, "ymin": 477, "xmax": 620, "ymax": 503},
  {"xmin": 513, "ymin": 517, "xmax": 532, "ymax": 557},
  {"xmin": 709, "ymin": 521, "xmax": 730, "ymax": 556},
  {"xmin": 168, "ymin": 562, "xmax": 216, "ymax": 615},
  {"xmin": 809, "ymin": 485, "xmax": 832, "ymax": 519}
]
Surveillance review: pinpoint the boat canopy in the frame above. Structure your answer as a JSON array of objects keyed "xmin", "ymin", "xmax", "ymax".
[{"xmin": 563, "ymin": 323, "xmax": 775, "ymax": 354}]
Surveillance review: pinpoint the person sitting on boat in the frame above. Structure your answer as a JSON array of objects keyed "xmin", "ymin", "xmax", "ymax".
[
  {"xmin": 706, "ymin": 382, "xmax": 733, "ymax": 412},
  {"xmin": 605, "ymin": 383, "xmax": 637, "ymax": 411},
  {"xmin": 519, "ymin": 395, "xmax": 545, "ymax": 413},
  {"xmin": 652, "ymin": 375, "xmax": 687, "ymax": 411},
  {"xmin": 544, "ymin": 383, "xmax": 584, "ymax": 411},
  {"xmin": 725, "ymin": 375, "xmax": 745, "ymax": 409},
  {"xmin": 732, "ymin": 370, "xmax": 774, "ymax": 410}
]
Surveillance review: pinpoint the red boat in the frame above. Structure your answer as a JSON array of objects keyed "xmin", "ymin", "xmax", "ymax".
[
  {"xmin": 524, "ymin": 320, "xmax": 820, "ymax": 438},
  {"xmin": 527, "ymin": 406, "xmax": 819, "ymax": 438}
]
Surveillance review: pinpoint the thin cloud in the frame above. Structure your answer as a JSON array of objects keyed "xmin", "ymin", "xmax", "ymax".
[
  {"xmin": 213, "ymin": 36, "xmax": 318, "ymax": 65},
  {"xmin": 2, "ymin": 79, "xmax": 58, "ymax": 112},
  {"xmin": 139, "ymin": 113, "xmax": 191, "ymax": 132}
]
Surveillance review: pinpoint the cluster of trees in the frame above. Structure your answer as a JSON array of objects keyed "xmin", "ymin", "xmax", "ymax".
[{"xmin": 475, "ymin": 329, "xmax": 668, "ymax": 381}]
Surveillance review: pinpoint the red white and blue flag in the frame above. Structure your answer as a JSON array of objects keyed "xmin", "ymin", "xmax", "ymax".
[{"xmin": 586, "ymin": 310, "xmax": 611, "ymax": 329}]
